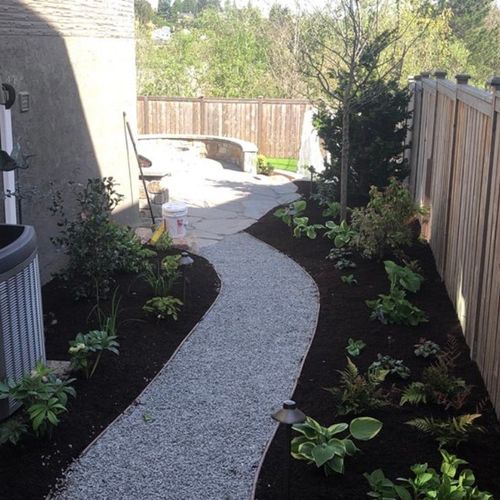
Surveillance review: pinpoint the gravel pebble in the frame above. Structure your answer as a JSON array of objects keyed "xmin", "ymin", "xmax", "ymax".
[{"xmin": 54, "ymin": 233, "xmax": 319, "ymax": 500}]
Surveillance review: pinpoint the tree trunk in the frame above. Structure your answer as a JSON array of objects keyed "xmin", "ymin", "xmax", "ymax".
[{"xmin": 340, "ymin": 99, "xmax": 351, "ymax": 221}]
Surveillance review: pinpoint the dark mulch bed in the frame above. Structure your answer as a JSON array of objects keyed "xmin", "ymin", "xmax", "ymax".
[
  {"xmin": 0, "ymin": 250, "xmax": 220, "ymax": 500},
  {"xmin": 247, "ymin": 182, "xmax": 500, "ymax": 500}
]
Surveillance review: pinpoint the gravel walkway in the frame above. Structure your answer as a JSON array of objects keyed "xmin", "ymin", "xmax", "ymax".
[{"xmin": 55, "ymin": 233, "xmax": 319, "ymax": 500}]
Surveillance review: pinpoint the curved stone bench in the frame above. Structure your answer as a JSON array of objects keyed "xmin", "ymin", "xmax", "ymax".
[{"xmin": 137, "ymin": 134, "xmax": 258, "ymax": 175}]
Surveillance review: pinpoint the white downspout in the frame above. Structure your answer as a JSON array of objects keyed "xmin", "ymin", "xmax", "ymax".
[{"xmin": 0, "ymin": 81, "xmax": 17, "ymax": 224}]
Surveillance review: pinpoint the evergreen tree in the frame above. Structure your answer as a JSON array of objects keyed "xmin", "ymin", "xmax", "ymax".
[
  {"xmin": 158, "ymin": 0, "xmax": 172, "ymax": 20},
  {"xmin": 314, "ymin": 78, "xmax": 411, "ymax": 199}
]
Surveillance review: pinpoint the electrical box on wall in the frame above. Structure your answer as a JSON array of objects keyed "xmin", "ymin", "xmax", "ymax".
[{"xmin": 18, "ymin": 92, "xmax": 30, "ymax": 113}]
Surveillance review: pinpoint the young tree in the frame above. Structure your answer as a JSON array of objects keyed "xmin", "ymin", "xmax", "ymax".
[{"xmin": 299, "ymin": 0, "xmax": 424, "ymax": 219}]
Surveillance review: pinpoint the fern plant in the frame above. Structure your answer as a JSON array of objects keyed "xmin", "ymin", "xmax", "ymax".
[
  {"xmin": 400, "ymin": 354, "xmax": 471, "ymax": 410},
  {"xmin": 325, "ymin": 358, "xmax": 390, "ymax": 415},
  {"xmin": 406, "ymin": 414, "xmax": 484, "ymax": 448}
]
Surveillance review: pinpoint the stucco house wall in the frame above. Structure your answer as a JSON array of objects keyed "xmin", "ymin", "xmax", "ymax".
[{"xmin": 0, "ymin": 0, "xmax": 139, "ymax": 282}]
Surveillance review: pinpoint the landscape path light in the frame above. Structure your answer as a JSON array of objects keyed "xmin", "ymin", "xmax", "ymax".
[
  {"xmin": 271, "ymin": 399, "xmax": 306, "ymax": 500},
  {"xmin": 179, "ymin": 251, "xmax": 194, "ymax": 304}
]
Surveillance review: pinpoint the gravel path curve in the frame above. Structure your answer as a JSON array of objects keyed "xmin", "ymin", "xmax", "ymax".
[{"xmin": 55, "ymin": 233, "xmax": 319, "ymax": 500}]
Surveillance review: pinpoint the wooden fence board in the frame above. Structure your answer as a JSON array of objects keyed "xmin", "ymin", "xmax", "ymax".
[
  {"xmin": 410, "ymin": 78, "xmax": 500, "ymax": 416},
  {"xmin": 136, "ymin": 96, "xmax": 310, "ymax": 158}
]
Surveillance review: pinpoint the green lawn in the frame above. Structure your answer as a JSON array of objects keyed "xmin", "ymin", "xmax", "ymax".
[{"xmin": 266, "ymin": 157, "xmax": 298, "ymax": 172}]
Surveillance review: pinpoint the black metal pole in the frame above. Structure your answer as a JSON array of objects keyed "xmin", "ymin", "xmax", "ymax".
[
  {"xmin": 285, "ymin": 424, "xmax": 292, "ymax": 500},
  {"xmin": 123, "ymin": 112, "xmax": 155, "ymax": 225}
]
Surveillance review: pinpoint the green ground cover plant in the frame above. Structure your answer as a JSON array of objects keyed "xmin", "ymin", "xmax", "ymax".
[
  {"xmin": 143, "ymin": 296, "xmax": 183, "ymax": 320},
  {"xmin": 0, "ymin": 362, "xmax": 76, "ymax": 440},
  {"xmin": 365, "ymin": 449, "xmax": 493, "ymax": 500},
  {"xmin": 326, "ymin": 358, "xmax": 390, "ymax": 415},
  {"xmin": 292, "ymin": 416, "xmax": 383, "ymax": 476},
  {"xmin": 69, "ymin": 330, "xmax": 120, "ymax": 379},
  {"xmin": 406, "ymin": 413, "xmax": 484, "ymax": 448}
]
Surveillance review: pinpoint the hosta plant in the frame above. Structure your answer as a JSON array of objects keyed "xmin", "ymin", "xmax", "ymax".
[
  {"xmin": 293, "ymin": 217, "xmax": 324, "ymax": 239},
  {"xmin": 369, "ymin": 354, "xmax": 411, "ymax": 380},
  {"xmin": 335, "ymin": 258, "xmax": 357, "ymax": 270},
  {"xmin": 325, "ymin": 358, "xmax": 390, "ymax": 415},
  {"xmin": 322, "ymin": 201, "xmax": 341, "ymax": 218},
  {"xmin": 143, "ymin": 296, "xmax": 183, "ymax": 320},
  {"xmin": 69, "ymin": 330, "xmax": 119, "ymax": 379},
  {"xmin": 365, "ymin": 449, "xmax": 493, "ymax": 500},
  {"xmin": 291, "ymin": 415, "xmax": 382, "ymax": 476},
  {"xmin": 273, "ymin": 200, "xmax": 306, "ymax": 226},
  {"xmin": 366, "ymin": 289, "xmax": 427, "ymax": 326},
  {"xmin": 345, "ymin": 338, "xmax": 366, "ymax": 357},
  {"xmin": 324, "ymin": 220, "xmax": 356, "ymax": 248},
  {"xmin": 406, "ymin": 413, "xmax": 484, "ymax": 448},
  {"xmin": 414, "ymin": 338, "xmax": 441, "ymax": 359},
  {"xmin": 384, "ymin": 260, "xmax": 424, "ymax": 294},
  {"xmin": 0, "ymin": 362, "xmax": 76, "ymax": 437}
]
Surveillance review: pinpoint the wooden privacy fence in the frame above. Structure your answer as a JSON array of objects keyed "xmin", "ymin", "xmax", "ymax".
[
  {"xmin": 408, "ymin": 72, "xmax": 500, "ymax": 415},
  {"xmin": 136, "ymin": 96, "xmax": 311, "ymax": 158}
]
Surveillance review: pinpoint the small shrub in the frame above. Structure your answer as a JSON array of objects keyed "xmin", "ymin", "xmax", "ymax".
[
  {"xmin": 365, "ymin": 449, "xmax": 493, "ymax": 500},
  {"xmin": 369, "ymin": 354, "xmax": 411, "ymax": 380},
  {"xmin": 0, "ymin": 419, "xmax": 28, "ymax": 445},
  {"xmin": 366, "ymin": 289, "xmax": 427, "ymax": 326},
  {"xmin": 384, "ymin": 260, "xmax": 424, "ymax": 294},
  {"xmin": 154, "ymin": 231, "xmax": 173, "ymax": 251},
  {"xmin": 325, "ymin": 358, "xmax": 390, "ymax": 415},
  {"xmin": 292, "ymin": 415, "xmax": 382, "ymax": 476},
  {"xmin": 257, "ymin": 154, "xmax": 274, "ymax": 175},
  {"xmin": 69, "ymin": 330, "xmax": 119, "ymax": 379},
  {"xmin": 345, "ymin": 338, "xmax": 365, "ymax": 357},
  {"xmin": 143, "ymin": 296, "xmax": 183, "ymax": 320},
  {"xmin": 341, "ymin": 274, "xmax": 358, "ymax": 286},
  {"xmin": 406, "ymin": 414, "xmax": 484, "ymax": 448},
  {"xmin": 143, "ymin": 254, "xmax": 180, "ymax": 296},
  {"xmin": 414, "ymin": 338, "xmax": 441, "ymax": 359},
  {"xmin": 350, "ymin": 178, "xmax": 421, "ymax": 260},
  {"xmin": 50, "ymin": 177, "xmax": 154, "ymax": 299},
  {"xmin": 0, "ymin": 362, "xmax": 76, "ymax": 437}
]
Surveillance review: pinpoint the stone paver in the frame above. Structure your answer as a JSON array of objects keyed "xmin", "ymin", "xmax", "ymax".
[{"xmin": 159, "ymin": 157, "xmax": 301, "ymax": 251}]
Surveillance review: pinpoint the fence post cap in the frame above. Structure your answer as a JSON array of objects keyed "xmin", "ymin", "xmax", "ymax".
[
  {"xmin": 488, "ymin": 76, "xmax": 500, "ymax": 90},
  {"xmin": 455, "ymin": 74, "xmax": 471, "ymax": 84},
  {"xmin": 434, "ymin": 71, "xmax": 447, "ymax": 79},
  {"xmin": 420, "ymin": 71, "xmax": 431, "ymax": 78},
  {"xmin": 414, "ymin": 75, "xmax": 422, "ymax": 81}
]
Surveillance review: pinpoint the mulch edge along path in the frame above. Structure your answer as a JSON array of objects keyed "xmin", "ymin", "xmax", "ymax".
[
  {"xmin": 0, "ymin": 249, "xmax": 220, "ymax": 500},
  {"xmin": 246, "ymin": 182, "xmax": 500, "ymax": 500}
]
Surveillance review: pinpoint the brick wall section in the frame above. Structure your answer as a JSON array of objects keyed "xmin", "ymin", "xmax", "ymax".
[{"xmin": 0, "ymin": 0, "xmax": 134, "ymax": 38}]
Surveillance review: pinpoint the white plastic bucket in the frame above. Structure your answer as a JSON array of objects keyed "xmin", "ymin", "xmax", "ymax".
[{"xmin": 162, "ymin": 202, "xmax": 188, "ymax": 238}]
